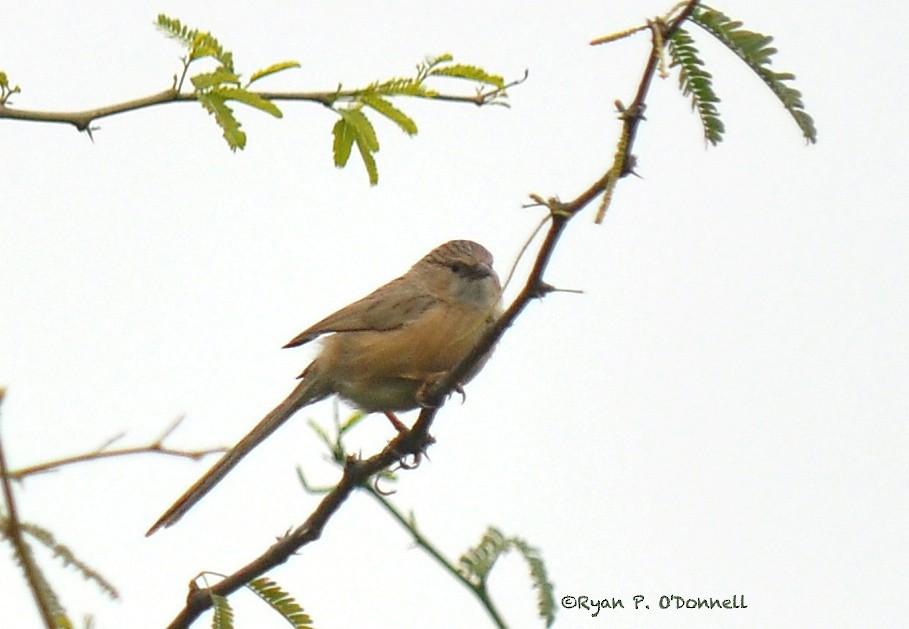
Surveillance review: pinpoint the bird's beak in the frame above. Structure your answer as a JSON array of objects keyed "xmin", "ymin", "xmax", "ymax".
[{"xmin": 470, "ymin": 262, "xmax": 495, "ymax": 279}]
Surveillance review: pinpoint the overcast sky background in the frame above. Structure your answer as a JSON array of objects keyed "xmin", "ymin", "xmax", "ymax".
[{"xmin": 2, "ymin": 1, "xmax": 906, "ymax": 628}]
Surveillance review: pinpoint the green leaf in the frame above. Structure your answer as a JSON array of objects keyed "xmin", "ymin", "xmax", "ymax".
[
  {"xmin": 361, "ymin": 93, "xmax": 418, "ymax": 135},
  {"xmin": 691, "ymin": 6, "xmax": 817, "ymax": 143},
  {"xmin": 333, "ymin": 108, "xmax": 380, "ymax": 184},
  {"xmin": 210, "ymin": 594, "xmax": 234, "ymax": 629},
  {"xmin": 247, "ymin": 576, "xmax": 315, "ymax": 628},
  {"xmin": 511, "ymin": 537, "xmax": 556, "ymax": 628},
  {"xmin": 371, "ymin": 77, "xmax": 437, "ymax": 98},
  {"xmin": 338, "ymin": 108, "xmax": 379, "ymax": 151},
  {"xmin": 668, "ymin": 27, "xmax": 724, "ymax": 145},
  {"xmin": 20, "ymin": 522, "xmax": 119, "ymax": 600},
  {"xmin": 458, "ymin": 526, "xmax": 508, "ymax": 585},
  {"xmin": 248, "ymin": 61, "xmax": 302, "ymax": 85},
  {"xmin": 198, "ymin": 92, "xmax": 246, "ymax": 150},
  {"xmin": 456, "ymin": 526, "xmax": 556, "ymax": 627},
  {"xmin": 156, "ymin": 15, "xmax": 198, "ymax": 45},
  {"xmin": 338, "ymin": 410, "xmax": 367, "ymax": 435},
  {"xmin": 217, "ymin": 87, "xmax": 283, "ymax": 118},
  {"xmin": 332, "ymin": 117, "xmax": 356, "ymax": 167},
  {"xmin": 1, "ymin": 521, "xmax": 75, "ymax": 629},
  {"xmin": 190, "ymin": 69, "xmax": 241, "ymax": 91},
  {"xmin": 190, "ymin": 33, "xmax": 234, "ymax": 71},
  {"xmin": 156, "ymin": 15, "xmax": 234, "ymax": 72},
  {"xmin": 429, "ymin": 63, "xmax": 505, "ymax": 88},
  {"xmin": 354, "ymin": 133, "xmax": 379, "ymax": 185}
]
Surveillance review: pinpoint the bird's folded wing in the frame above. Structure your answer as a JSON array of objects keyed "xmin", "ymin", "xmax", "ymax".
[{"xmin": 283, "ymin": 277, "xmax": 438, "ymax": 348}]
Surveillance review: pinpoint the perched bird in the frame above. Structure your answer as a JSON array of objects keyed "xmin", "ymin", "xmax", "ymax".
[{"xmin": 146, "ymin": 240, "xmax": 501, "ymax": 535}]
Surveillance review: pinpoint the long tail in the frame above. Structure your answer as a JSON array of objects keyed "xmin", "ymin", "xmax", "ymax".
[{"xmin": 146, "ymin": 376, "xmax": 329, "ymax": 536}]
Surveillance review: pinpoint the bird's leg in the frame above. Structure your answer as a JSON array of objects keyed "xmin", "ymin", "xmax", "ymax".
[{"xmin": 383, "ymin": 410, "xmax": 408, "ymax": 433}]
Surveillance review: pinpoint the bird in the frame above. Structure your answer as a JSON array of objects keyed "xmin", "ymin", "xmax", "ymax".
[{"xmin": 146, "ymin": 239, "xmax": 501, "ymax": 536}]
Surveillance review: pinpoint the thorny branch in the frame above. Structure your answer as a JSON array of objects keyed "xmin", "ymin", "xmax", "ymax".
[
  {"xmin": 0, "ymin": 80, "xmax": 523, "ymax": 133},
  {"xmin": 164, "ymin": 2, "xmax": 701, "ymax": 627}
]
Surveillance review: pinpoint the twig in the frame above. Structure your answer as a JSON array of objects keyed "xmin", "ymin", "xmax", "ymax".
[
  {"xmin": 164, "ymin": 4, "xmax": 701, "ymax": 626},
  {"xmin": 0, "ymin": 390, "xmax": 56, "ymax": 629},
  {"xmin": 364, "ymin": 488, "xmax": 507, "ymax": 629},
  {"xmin": 7, "ymin": 416, "xmax": 226, "ymax": 481}
]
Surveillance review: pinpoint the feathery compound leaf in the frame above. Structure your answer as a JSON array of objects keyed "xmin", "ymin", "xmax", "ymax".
[
  {"xmin": 248, "ymin": 577, "xmax": 315, "ymax": 628},
  {"xmin": 210, "ymin": 594, "xmax": 234, "ymax": 629},
  {"xmin": 190, "ymin": 69, "xmax": 241, "ymax": 91},
  {"xmin": 668, "ymin": 27, "xmax": 724, "ymax": 145},
  {"xmin": 361, "ymin": 93, "xmax": 418, "ymax": 135},
  {"xmin": 337, "ymin": 108, "xmax": 379, "ymax": 151},
  {"xmin": 156, "ymin": 15, "xmax": 199, "ymax": 46},
  {"xmin": 156, "ymin": 14, "xmax": 234, "ymax": 72},
  {"xmin": 197, "ymin": 92, "xmax": 246, "ymax": 150},
  {"xmin": 355, "ymin": 134, "xmax": 379, "ymax": 185},
  {"xmin": 249, "ymin": 61, "xmax": 302, "ymax": 85},
  {"xmin": 691, "ymin": 6, "xmax": 817, "ymax": 143},
  {"xmin": 217, "ymin": 87, "xmax": 283, "ymax": 118},
  {"xmin": 332, "ymin": 117, "xmax": 356, "ymax": 167},
  {"xmin": 456, "ymin": 527, "xmax": 556, "ymax": 626},
  {"xmin": 429, "ymin": 64, "xmax": 505, "ymax": 89},
  {"xmin": 371, "ymin": 77, "xmax": 437, "ymax": 98},
  {"xmin": 335, "ymin": 108, "xmax": 380, "ymax": 184},
  {"xmin": 1, "ymin": 519, "xmax": 74, "ymax": 629},
  {"xmin": 20, "ymin": 522, "xmax": 119, "ymax": 600},
  {"xmin": 511, "ymin": 538, "xmax": 556, "ymax": 628},
  {"xmin": 458, "ymin": 526, "xmax": 508, "ymax": 585},
  {"xmin": 190, "ymin": 33, "xmax": 234, "ymax": 71}
]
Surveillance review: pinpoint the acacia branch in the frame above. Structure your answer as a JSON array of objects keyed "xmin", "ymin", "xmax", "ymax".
[
  {"xmin": 165, "ymin": 4, "xmax": 699, "ymax": 626},
  {"xmin": 0, "ymin": 82, "xmax": 519, "ymax": 133}
]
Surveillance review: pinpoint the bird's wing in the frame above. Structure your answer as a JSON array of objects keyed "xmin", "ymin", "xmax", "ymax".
[{"xmin": 283, "ymin": 276, "xmax": 438, "ymax": 348}]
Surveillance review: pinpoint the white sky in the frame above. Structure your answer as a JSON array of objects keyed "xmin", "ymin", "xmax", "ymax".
[{"xmin": 2, "ymin": 1, "xmax": 906, "ymax": 628}]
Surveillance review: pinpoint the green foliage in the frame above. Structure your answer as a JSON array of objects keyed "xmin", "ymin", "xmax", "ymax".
[
  {"xmin": 247, "ymin": 576, "xmax": 315, "ymax": 628},
  {"xmin": 197, "ymin": 92, "xmax": 247, "ymax": 150},
  {"xmin": 210, "ymin": 593, "xmax": 234, "ymax": 629},
  {"xmin": 360, "ymin": 94, "xmax": 418, "ymax": 135},
  {"xmin": 2, "ymin": 515, "xmax": 121, "ymax": 627},
  {"xmin": 428, "ymin": 62, "xmax": 505, "ymax": 89},
  {"xmin": 156, "ymin": 14, "xmax": 297, "ymax": 150},
  {"xmin": 20, "ymin": 521, "xmax": 119, "ymax": 600},
  {"xmin": 249, "ymin": 61, "xmax": 303, "ymax": 86},
  {"xmin": 511, "ymin": 537, "xmax": 556, "ymax": 627},
  {"xmin": 333, "ymin": 107, "xmax": 380, "ymax": 184},
  {"xmin": 668, "ymin": 27, "xmax": 724, "ymax": 145},
  {"xmin": 331, "ymin": 53, "xmax": 505, "ymax": 185},
  {"xmin": 459, "ymin": 526, "xmax": 556, "ymax": 628},
  {"xmin": 1, "ymin": 516, "xmax": 74, "ymax": 628},
  {"xmin": 459, "ymin": 526, "xmax": 508, "ymax": 586},
  {"xmin": 155, "ymin": 15, "xmax": 234, "ymax": 71},
  {"xmin": 690, "ymin": 5, "xmax": 817, "ymax": 143},
  {"xmin": 156, "ymin": 17, "xmax": 506, "ymax": 181}
]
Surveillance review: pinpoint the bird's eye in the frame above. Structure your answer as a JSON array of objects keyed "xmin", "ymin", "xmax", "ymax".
[{"xmin": 450, "ymin": 263, "xmax": 464, "ymax": 274}]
